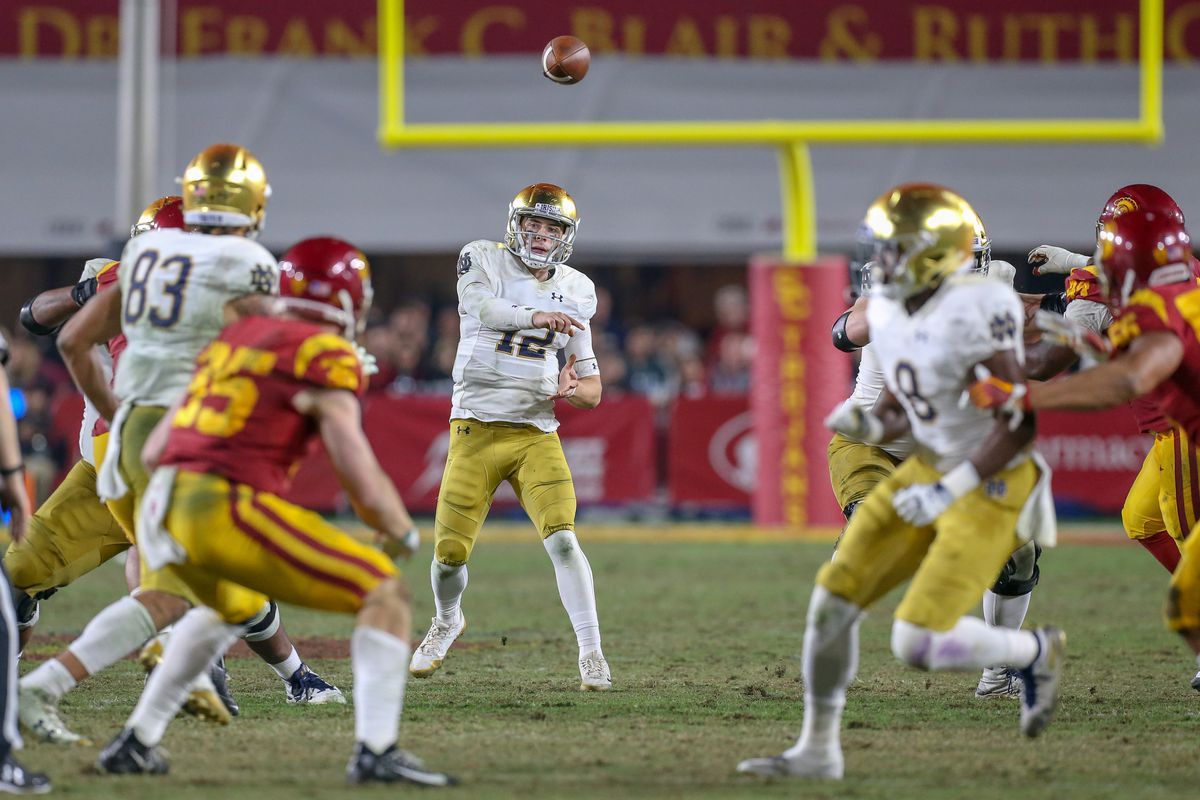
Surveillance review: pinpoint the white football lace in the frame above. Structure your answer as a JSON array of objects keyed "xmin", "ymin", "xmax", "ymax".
[
  {"xmin": 417, "ymin": 623, "xmax": 454, "ymax": 655},
  {"xmin": 580, "ymin": 656, "xmax": 607, "ymax": 679}
]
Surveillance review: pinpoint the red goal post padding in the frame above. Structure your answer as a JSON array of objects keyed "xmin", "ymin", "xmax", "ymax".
[{"xmin": 749, "ymin": 255, "xmax": 850, "ymax": 529}]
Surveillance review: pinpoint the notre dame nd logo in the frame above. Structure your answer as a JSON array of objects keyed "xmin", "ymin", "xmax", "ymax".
[{"xmin": 984, "ymin": 479, "xmax": 1007, "ymax": 499}]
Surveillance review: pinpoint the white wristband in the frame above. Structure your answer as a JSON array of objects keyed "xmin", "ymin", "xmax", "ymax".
[
  {"xmin": 401, "ymin": 526, "xmax": 420, "ymax": 553},
  {"xmin": 939, "ymin": 461, "xmax": 981, "ymax": 499},
  {"xmin": 514, "ymin": 307, "xmax": 536, "ymax": 330},
  {"xmin": 1066, "ymin": 252, "xmax": 1090, "ymax": 270}
]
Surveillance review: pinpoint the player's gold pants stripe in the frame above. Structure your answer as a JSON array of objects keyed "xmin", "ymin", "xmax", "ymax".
[{"xmin": 228, "ymin": 486, "xmax": 390, "ymax": 601}]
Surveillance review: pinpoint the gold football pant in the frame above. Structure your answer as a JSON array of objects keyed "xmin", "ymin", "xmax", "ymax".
[
  {"xmin": 1122, "ymin": 429, "xmax": 1200, "ymax": 543},
  {"xmin": 2, "ymin": 436, "xmax": 130, "ymax": 597},
  {"xmin": 817, "ymin": 456, "xmax": 1036, "ymax": 632},
  {"xmin": 116, "ymin": 405, "xmax": 202, "ymax": 604},
  {"xmin": 434, "ymin": 419, "xmax": 576, "ymax": 566},
  {"xmin": 1168, "ymin": 521, "xmax": 1200, "ymax": 632},
  {"xmin": 158, "ymin": 470, "xmax": 398, "ymax": 624},
  {"xmin": 827, "ymin": 432, "xmax": 903, "ymax": 515}
]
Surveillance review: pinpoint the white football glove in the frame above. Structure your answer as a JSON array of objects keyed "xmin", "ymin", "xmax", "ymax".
[
  {"xmin": 354, "ymin": 343, "xmax": 380, "ymax": 377},
  {"xmin": 824, "ymin": 401, "xmax": 885, "ymax": 444},
  {"xmin": 1027, "ymin": 245, "xmax": 1090, "ymax": 276},
  {"xmin": 892, "ymin": 482, "xmax": 955, "ymax": 526},
  {"xmin": 1034, "ymin": 310, "xmax": 1112, "ymax": 363}
]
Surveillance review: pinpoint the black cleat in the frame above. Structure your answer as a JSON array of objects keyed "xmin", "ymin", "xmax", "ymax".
[
  {"xmin": 0, "ymin": 754, "xmax": 51, "ymax": 794},
  {"xmin": 345, "ymin": 743, "xmax": 457, "ymax": 787},
  {"xmin": 95, "ymin": 729, "xmax": 170, "ymax": 775},
  {"xmin": 211, "ymin": 655, "xmax": 239, "ymax": 717}
]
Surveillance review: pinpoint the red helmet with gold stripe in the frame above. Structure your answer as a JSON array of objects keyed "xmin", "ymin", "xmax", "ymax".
[{"xmin": 278, "ymin": 237, "xmax": 373, "ymax": 336}]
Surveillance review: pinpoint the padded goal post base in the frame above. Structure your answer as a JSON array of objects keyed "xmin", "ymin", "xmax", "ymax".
[{"xmin": 750, "ymin": 255, "xmax": 850, "ymax": 531}]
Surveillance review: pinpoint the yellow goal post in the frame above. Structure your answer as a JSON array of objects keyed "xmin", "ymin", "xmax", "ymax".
[{"xmin": 378, "ymin": 0, "xmax": 1163, "ymax": 261}]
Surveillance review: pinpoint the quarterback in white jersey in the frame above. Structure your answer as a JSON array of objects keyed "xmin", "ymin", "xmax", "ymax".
[
  {"xmin": 23, "ymin": 146, "xmax": 342, "ymax": 751},
  {"xmin": 739, "ymin": 184, "xmax": 1065, "ymax": 782},
  {"xmin": 410, "ymin": 182, "xmax": 611, "ymax": 692}
]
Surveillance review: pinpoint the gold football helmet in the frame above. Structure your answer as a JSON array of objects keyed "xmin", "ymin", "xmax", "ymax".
[
  {"xmin": 180, "ymin": 143, "xmax": 270, "ymax": 234},
  {"xmin": 970, "ymin": 213, "xmax": 992, "ymax": 274},
  {"xmin": 859, "ymin": 183, "xmax": 979, "ymax": 300},
  {"xmin": 504, "ymin": 183, "xmax": 579, "ymax": 267}
]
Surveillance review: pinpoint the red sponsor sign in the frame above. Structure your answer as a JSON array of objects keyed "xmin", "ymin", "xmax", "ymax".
[
  {"xmin": 749, "ymin": 256, "xmax": 850, "ymax": 529},
  {"xmin": 284, "ymin": 393, "xmax": 656, "ymax": 514},
  {"xmin": 4, "ymin": 1, "xmax": 1196, "ymax": 62},
  {"xmin": 1036, "ymin": 406, "xmax": 1149, "ymax": 514},
  {"xmin": 667, "ymin": 395, "xmax": 753, "ymax": 507}
]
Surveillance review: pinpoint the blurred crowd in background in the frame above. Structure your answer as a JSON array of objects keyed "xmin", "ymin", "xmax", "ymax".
[{"xmin": 2, "ymin": 277, "xmax": 754, "ymax": 503}]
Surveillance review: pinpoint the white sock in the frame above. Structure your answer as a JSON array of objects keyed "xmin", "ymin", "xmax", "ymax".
[
  {"xmin": 788, "ymin": 586, "xmax": 862, "ymax": 759},
  {"xmin": 351, "ymin": 626, "xmax": 411, "ymax": 754},
  {"xmin": 20, "ymin": 658, "xmax": 76, "ymax": 700},
  {"xmin": 269, "ymin": 647, "xmax": 303, "ymax": 681},
  {"xmin": 64, "ymin": 595, "xmax": 158, "ymax": 678},
  {"xmin": 431, "ymin": 561, "xmax": 468, "ymax": 625},
  {"xmin": 542, "ymin": 531, "xmax": 601, "ymax": 656},
  {"xmin": 982, "ymin": 590, "xmax": 1032, "ymax": 630},
  {"xmin": 129, "ymin": 608, "xmax": 240, "ymax": 746},
  {"xmin": 893, "ymin": 617, "xmax": 1040, "ymax": 671}
]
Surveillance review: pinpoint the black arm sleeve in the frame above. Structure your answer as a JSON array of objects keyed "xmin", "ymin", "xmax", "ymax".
[
  {"xmin": 18, "ymin": 300, "xmax": 59, "ymax": 337},
  {"xmin": 831, "ymin": 310, "xmax": 860, "ymax": 352},
  {"xmin": 1039, "ymin": 292, "xmax": 1069, "ymax": 316}
]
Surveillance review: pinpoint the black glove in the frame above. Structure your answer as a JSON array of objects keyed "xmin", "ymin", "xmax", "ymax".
[{"xmin": 71, "ymin": 277, "xmax": 99, "ymax": 308}]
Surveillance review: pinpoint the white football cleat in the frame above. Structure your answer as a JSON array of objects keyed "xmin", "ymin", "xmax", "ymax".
[
  {"xmin": 409, "ymin": 614, "xmax": 466, "ymax": 678},
  {"xmin": 18, "ymin": 686, "xmax": 88, "ymax": 745},
  {"xmin": 1018, "ymin": 626, "xmax": 1067, "ymax": 738},
  {"xmin": 736, "ymin": 749, "xmax": 843, "ymax": 780},
  {"xmin": 975, "ymin": 667, "xmax": 1023, "ymax": 698},
  {"xmin": 578, "ymin": 651, "xmax": 611, "ymax": 691},
  {"xmin": 1190, "ymin": 668, "xmax": 1200, "ymax": 692},
  {"xmin": 285, "ymin": 664, "xmax": 346, "ymax": 705}
]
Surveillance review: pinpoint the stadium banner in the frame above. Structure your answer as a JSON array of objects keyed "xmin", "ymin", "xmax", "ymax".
[
  {"xmin": 1036, "ymin": 407, "xmax": 1149, "ymax": 514},
  {"xmin": 284, "ymin": 393, "xmax": 657, "ymax": 514},
  {"xmin": 667, "ymin": 395, "xmax": 753, "ymax": 508},
  {"xmin": 6, "ymin": 0, "xmax": 1199, "ymax": 62},
  {"xmin": 749, "ymin": 256, "xmax": 850, "ymax": 530}
]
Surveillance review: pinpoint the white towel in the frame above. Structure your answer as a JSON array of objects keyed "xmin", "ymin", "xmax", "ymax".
[
  {"xmin": 96, "ymin": 401, "xmax": 133, "ymax": 502},
  {"xmin": 1016, "ymin": 451, "xmax": 1057, "ymax": 548},
  {"xmin": 137, "ymin": 466, "xmax": 188, "ymax": 571}
]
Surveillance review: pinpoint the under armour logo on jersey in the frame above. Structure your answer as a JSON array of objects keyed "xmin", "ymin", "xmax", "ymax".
[
  {"xmin": 456, "ymin": 425, "xmax": 471, "ymax": 435},
  {"xmin": 250, "ymin": 264, "xmax": 275, "ymax": 294},
  {"xmin": 985, "ymin": 479, "xmax": 1007, "ymax": 499},
  {"xmin": 551, "ymin": 292, "xmax": 564, "ymax": 302}
]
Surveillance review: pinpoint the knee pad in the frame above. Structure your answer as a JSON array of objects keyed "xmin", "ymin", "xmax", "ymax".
[
  {"xmin": 239, "ymin": 600, "xmax": 280, "ymax": 642},
  {"xmin": 805, "ymin": 585, "xmax": 863, "ymax": 650},
  {"xmin": 991, "ymin": 542, "xmax": 1042, "ymax": 597},
  {"xmin": 543, "ymin": 530, "xmax": 578, "ymax": 559},
  {"xmin": 890, "ymin": 620, "xmax": 933, "ymax": 669},
  {"xmin": 435, "ymin": 539, "xmax": 468, "ymax": 567}
]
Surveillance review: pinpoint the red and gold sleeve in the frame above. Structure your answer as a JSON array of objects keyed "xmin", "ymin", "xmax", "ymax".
[{"xmin": 292, "ymin": 332, "xmax": 364, "ymax": 394}]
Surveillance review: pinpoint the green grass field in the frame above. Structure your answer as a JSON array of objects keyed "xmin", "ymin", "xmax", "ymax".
[{"xmin": 14, "ymin": 531, "xmax": 1199, "ymax": 799}]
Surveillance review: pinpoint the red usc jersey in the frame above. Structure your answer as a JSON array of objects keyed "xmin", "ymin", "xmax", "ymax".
[
  {"xmin": 1107, "ymin": 282, "xmax": 1200, "ymax": 442},
  {"xmin": 1065, "ymin": 265, "xmax": 1169, "ymax": 433},
  {"xmin": 160, "ymin": 316, "xmax": 364, "ymax": 496},
  {"xmin": 93, "ymin": 261, "xmax": 127, "ymax": 437}
]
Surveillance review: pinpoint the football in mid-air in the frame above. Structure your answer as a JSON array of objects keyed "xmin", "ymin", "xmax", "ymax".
[{"xmin": 542, "ymin": 36, "xmax": 590, "ymax": 85}]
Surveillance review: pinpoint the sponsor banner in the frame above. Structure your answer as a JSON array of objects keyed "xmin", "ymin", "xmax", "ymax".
[
  {"xmin": 6, "ymin": 1, "xmax": 1199, "ymax": 62},
  {"xmin": 667, "ymin": 395, "xmax": 753, "ymax": 506},
  {"xmin": 284, "ymin": 393, "xmax": 656, "ymax": 513},
  {"xmin": 749, "ymin": 256, "xmax": 850, "ymax": 529},
  {"xmin": 1037, "ymin": 407, "xmax": 1149, "ymax": 514}
]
